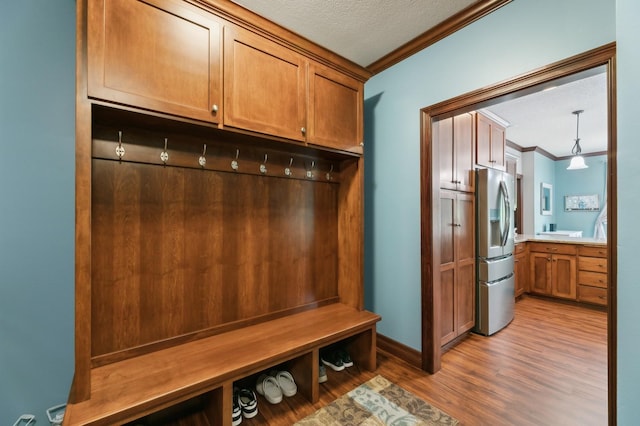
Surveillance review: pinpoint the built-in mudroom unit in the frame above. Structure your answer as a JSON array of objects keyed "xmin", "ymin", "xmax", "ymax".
[{"xmin": 66, "ymin": 1, "xmax": 379, "ymax": 424}]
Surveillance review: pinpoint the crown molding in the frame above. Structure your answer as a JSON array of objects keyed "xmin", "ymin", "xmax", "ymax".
[{"xmin": 366, "ymin": 0, "xmax": 512, "ymax": 75}]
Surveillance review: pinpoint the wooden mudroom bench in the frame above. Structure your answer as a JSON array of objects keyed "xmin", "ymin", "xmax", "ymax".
[{"xmin": 64, "ymin": 303, "xmax": 380, "ymax": 425}]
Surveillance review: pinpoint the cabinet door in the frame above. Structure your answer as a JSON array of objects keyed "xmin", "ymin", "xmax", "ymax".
[
  {"xmin": 308, "ymin": 63, "xmax": 363, "ymax": 153},
  {"xmin": 224, "ymin": 25, "xmax": 306, "ymax": 141},
  {"xmin": 491, "ymin": 123, "xmax": 506, "ymax": 169},
  {"xmin": 551, "ymin": 254, "xmax": 577, "ymax": 299},
  {"xmin": 514, "ymin": 251, "xmax": 528, "ymax": 297},
  {"xmin": 88, "ymin": 0, "xmax": 222, "ymax": 123},
  {"xmin": 437, "ymin": 117, "xmax": 456, "ymax": 191},
  {"xmin": 476, "ymin": 113, "xmax": 505, "ymax": 170},
  {"xmin": 439, "ymin": 190, "xmax": 475, "ymax": 345},
  {"xmin": 437, "ymin": 113, "xmax": 474, "ymax": 192},
  {"xmin": 476, "ymin": 113, "xmax": 492, "ymax": 168},
  {"xmin": 529, "ymin": 252, "xmax": 551, "ymax": 295},
  {"xmin": 439, "ymin": 191, "xmax": 456, "ymax": 345},
  {"xmin": 454, "ymin": 113, "xmax": 475, "ymax": 192},
  {"xmin": 455, "ymin": 193, "xmax": 475, "ymax": 335}
]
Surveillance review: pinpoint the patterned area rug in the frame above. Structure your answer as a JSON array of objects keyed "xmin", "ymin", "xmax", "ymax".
[{"xmin": 295, "ymin": 375, "xmax": 459, "ymax": 425}]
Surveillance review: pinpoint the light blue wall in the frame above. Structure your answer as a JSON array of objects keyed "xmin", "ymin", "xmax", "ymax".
[
  {"xmin": 554, "ymin": 155, "xmax": 607, "ymax": 238},
  {"xmin": 2, "ymin": 0, "xmax": 639, "ymax": 423},
  {"xmin": 0, "ymin": 1, "xmax": 75, "ymax": 421},
  {"xmin": 615, "ymin": 0, "xmax": 640, "ymax": 423},
  {"xmin": 363, "ymin": 0, "xmax": 614, "ymax": 352},
  {"xmin": 364, "ymin": 0, "xmax": 640, "ymax": 421}
]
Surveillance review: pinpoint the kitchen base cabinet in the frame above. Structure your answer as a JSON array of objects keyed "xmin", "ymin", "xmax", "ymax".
[
  {"xmin": 528, "ymin": 243, "xmax": 577, "ymax": 300},
  {"xmin": 514, "ymin": 243, "xmax": 528, "ymax": 297},
  {"xmin": 578, "ymin": 245, "xmax": 608, "ymax": 306},
  {"xmin": 523, "ymin": 241, "xmax": 607, "ymax": 306},
  {"xmin": 439, "ymin": 190, "xmax": 475, "ymax": 346}
]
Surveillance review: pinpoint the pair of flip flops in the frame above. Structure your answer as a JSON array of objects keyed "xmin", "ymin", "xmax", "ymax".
[{"xmin": 255, "ymin": 370, "xmax": 297, "ymax": 404}]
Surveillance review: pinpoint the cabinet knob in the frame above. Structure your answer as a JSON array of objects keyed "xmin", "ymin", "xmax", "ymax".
[
  {"xmin": 360, "ymin": 142, "xmax": 364, "ymax": 147},
  {"xmin": 211, "ymin": 104, "xmax": 219, "ymax": 113},
  {"xmin": 301, "ymin": 127, "xmax": 306, "ymax": 135}
]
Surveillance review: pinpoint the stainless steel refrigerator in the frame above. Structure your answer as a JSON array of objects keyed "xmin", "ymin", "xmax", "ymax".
[{"xmin": 474, "ymin": 167, "xmax": 515, "ymax": 336}]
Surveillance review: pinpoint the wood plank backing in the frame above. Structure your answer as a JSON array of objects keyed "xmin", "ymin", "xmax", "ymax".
[{"xmin": 91, "ymin": 159, "xmax": 339, "ymax": 358}]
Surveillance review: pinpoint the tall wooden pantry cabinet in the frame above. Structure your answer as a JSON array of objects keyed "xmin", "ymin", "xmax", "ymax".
[{"xmin": 434, "ymin": 113, "xmax": 476, "ymax": 346}]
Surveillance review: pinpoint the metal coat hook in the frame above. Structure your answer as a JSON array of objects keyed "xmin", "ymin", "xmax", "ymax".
[
  {"xmin": 260, "ymin": 154, "xmax": 268, "ymax": 174},
  {"xmin": 115, "ymin": 130, "xmax": 125, "ymax": 159},
  {"xmin": 198, "ymin": 144, "xmax": 207, "ymax": 168},
  {"xmin": 326, "ymin": 164, "xmax": 334, "ymax": 181},
  {"xmin": 285, "ymin": 157, "xmax": 294, "ymax": 177},
  {"xmin": 306, "ymin": 160, "xmax": 315, "ymax": 179},
  {"xmin": 231, "ymin": 148, "xmax": 239, "ymax": 171},
  {"xmin": 160, "ymin": 138, "xmax": 169, "ymax": 164}
]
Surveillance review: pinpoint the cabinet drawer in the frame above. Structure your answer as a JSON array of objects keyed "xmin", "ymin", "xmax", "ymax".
[
  {"xmin": 578, "ymin": 271, "xmax": 607, "ymax": 288},
  {"xmin": 579, "ymin": 256, "xmax": 607, "ymax": 273},
  {"xmin": 578, "ymin": 285, "xmax": 607, "ymax": 306},
  {"xmin": 528, "ymin": 242, "xmax": 577, "ymax": 255},
  {"xmin": 578, "ymin": 245, "xmax": 607, "ymax": 258},
  {"xmin": 514, "ymin": 243, "xmax": 526, "ymax": 255}
]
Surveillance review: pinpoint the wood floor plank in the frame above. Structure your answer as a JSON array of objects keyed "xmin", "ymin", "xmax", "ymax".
[{"xmin": 242, "ymin": 296, "xmax": 607, "ymax": 426}]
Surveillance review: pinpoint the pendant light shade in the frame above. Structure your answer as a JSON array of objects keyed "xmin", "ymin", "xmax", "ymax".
[
  {"xmin": 567, "ymin": 154, "xmax": 588, "ymax": 170},
  {"xmin": 567, "ymin": 110, "xmax": 588, "ymax": 170}
]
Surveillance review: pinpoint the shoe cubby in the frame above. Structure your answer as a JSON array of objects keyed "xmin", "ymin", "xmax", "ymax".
[{"xmin": 124, "ymin": 386, "xmax": 224, "ymax": 426}]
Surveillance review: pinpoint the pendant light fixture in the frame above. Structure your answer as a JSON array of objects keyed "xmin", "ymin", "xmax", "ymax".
[{"xmin": 567, "ymin": 109, "xmax": 589, "ymax": 170}]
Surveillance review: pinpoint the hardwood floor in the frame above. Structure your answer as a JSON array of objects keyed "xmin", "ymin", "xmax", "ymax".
[{"xmin": 142, "ymin": 296, "xmax": 607, "ymax": 425}]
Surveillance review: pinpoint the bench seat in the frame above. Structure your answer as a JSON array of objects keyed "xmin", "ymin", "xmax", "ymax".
[{"xmin": 64, "ymin": 303, "xmax": 380, "ymax": 425}]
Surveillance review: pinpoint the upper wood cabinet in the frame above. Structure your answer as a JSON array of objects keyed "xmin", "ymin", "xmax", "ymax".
[
  {"xmin": 223, "ymin": 25, "xmax": 307, "ymax": 142},
  {"xmin": 87, "ymin": 0, "xmax": 223, "ymax": 123},
  {"xmin": 436, "ymin": 112, "xmax": 475, "ymax": 193},
  {"xmin": 476, "ymin": 112, "xmax": 505, "ymax": 170},
  {"xmin": 308, "ymin": 63, "xmax": 363, "ymax": 154}
]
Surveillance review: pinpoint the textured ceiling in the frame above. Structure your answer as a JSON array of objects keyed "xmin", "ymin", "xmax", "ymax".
[
  {"xmin": 486, "ymin": 69, "xmax": 608, "ymax": 157},
  {"xmin": 229, "ymin": 0, "xmax": 478, "ymax": 67},
  {"xmin": 230, "ymin": 1, "xmax": 608, "ymax": 157}
]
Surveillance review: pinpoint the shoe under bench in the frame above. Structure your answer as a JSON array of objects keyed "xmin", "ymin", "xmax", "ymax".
[{"xmin": 63, "ymin": 303, "xmax": 380, "ymax": 425}]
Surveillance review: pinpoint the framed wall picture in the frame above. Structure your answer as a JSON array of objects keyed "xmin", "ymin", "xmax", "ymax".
[
  {"xmin": 564, "ymin": 194, "xmax": 600, "ymax": 211},
  {"xmin": 540, "ymin": 182, "xmax": 552, "ymax": 215}
]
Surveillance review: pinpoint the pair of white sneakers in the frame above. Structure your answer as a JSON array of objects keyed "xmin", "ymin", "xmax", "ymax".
[{"xmin": 232, "ymin": 388, "xmax": 258, "ymax": 426}]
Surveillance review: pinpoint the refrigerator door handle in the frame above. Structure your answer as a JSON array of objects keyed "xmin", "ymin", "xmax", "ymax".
[{"xmin": 500, "ymin": 180, "xmax": 510, "ymax": 247}]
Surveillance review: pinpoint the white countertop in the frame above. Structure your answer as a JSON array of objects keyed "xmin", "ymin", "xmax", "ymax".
[{"xmin": 514, "ymin": 234, "xmax": 606, "ymax": 246}]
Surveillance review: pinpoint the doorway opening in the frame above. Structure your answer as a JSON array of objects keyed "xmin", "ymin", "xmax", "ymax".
[{"xmin": 419, "ymin": 42, "xmax": 616, "ymax": 424}]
